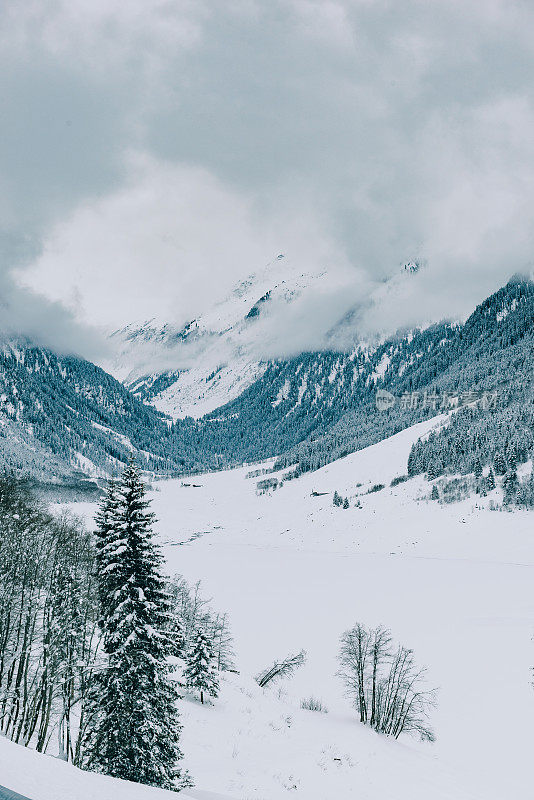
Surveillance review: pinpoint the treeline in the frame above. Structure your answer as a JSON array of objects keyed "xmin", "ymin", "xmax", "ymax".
[
  {"xmin": 273, "ymin": 277, "xmax": 534, "ymax": 477},
  {"xmin": 408, "ymin": 389, "xmax": 534, "ymax": 508},
  {"xmin": 0, "ymin": 342, "xmax": 192, "ymax": 481},
  {"xmin": 0, "ymin": 476, "xmax": 98, "ymax": 759},
  {"xmin": 0, "ymin": 466, "xmax": 233, "ymax": 791}
]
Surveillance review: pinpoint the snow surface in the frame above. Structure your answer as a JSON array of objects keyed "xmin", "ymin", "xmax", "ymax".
[
  {"xmin": 152, "ymin": 358, "xmax": 266, "ymax": 421},
  {"xmin": 0, "ymin": 732, "xmax": 212, "ymax": 800},
  {"xmin": 51, "ymin": 417, "xmax": 533, "ymax": 799}
]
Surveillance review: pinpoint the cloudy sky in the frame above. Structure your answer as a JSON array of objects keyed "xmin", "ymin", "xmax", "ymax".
[{"xmin": 1, "ymin": 0, "xmax": 534, "ymax": 356}]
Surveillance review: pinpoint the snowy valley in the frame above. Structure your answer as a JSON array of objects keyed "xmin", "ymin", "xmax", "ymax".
[
  {"xmin": 3, "ymin": 5, "xmax": 534, "ymax": 799},
  {"xmin": 41, "ymin": 417, "xmax": 531, "ymax": 800},
  {"xmin": 1, "ymin": 276, "xmax": 532, "ymax": 799}
]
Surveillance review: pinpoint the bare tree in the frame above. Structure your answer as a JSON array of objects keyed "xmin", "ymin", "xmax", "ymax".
[
  {"xmin": 0, "ymin": 477, "xmax": 101, "ymax": 758},
  {"xmin": 338, "ymin": 623, "xmax": 436, "ymax": 742},
  {"xmin": 167, "ymin": 576, "xmax": 235, "ymax": 672},
  {"xmin": 256, "ymin": 650, "xmax": 306, "ymax": 689}
]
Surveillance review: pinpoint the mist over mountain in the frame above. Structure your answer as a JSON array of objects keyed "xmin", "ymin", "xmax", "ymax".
[
  {"xmin": 106, "ymin": 258, "xmax": 446, "ymax": 419},
  {"xmin": 2, "ymin": 274, "xmax": 532, "ymax": 494}
]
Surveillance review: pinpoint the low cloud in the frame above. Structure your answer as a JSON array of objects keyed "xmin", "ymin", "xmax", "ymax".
[
  {"xmin": 17, "ymin": 153, "xmax": 355, "ymax": 335},
  {"xmin": 0, "ymin": 271, "xmax": 108, "ymax": 358},
  {"xmin": 2, "ymin": 1, "xmax": 534, "ymax": 357}
]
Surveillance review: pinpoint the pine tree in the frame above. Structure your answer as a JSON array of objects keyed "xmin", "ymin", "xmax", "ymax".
[
  {"xmin": 184, "ymin": 629, "xmax": 220, "ymax": 705},
  {"xmin": 473, "ymin": 458, "xmax": 482, "ymax": 478},
  {"xmin": 506, "ymin": 442, "xmax": 517, "ymax": 472},
  {"xmin": 493, "ymin": 452, "xmax": 506, "ymax": 476},
  {"xmin": 486, "ymin": 468, "xmax": 496, "ymax": 491},
  {"xmin": 82, "ymin": 462, "xmax": 190, "ymax": 790},
  {"xmin": 342, "ymin": 497, "xmax": 350, "ymax": 509},
  {"xmin": 333, "ymin": 491, "xmax": 341, "ymax": 507},
  {"xmin": 525, "ymin": 472, "xmax": 534, "ymax": 508},
  {"xmin": 503, "ymin": 468, "xmax": 519, "ymax": 505},
  {"xmin": 426, "ymin": 460, "xmax": 440, "ymax": 480},
  {"xmin": 92, "ymin": 478, "xmax": 122, "ymax": 625}
]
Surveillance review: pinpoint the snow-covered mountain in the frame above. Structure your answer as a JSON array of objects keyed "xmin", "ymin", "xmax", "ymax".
[
  {"xmin": 0, "ymin": 338, "xmax": 192, "ymax": 484},
  {"xmin": 109, "ymin": 256, "xmax": 328, "ymax": 419},
  {"xmin": 107, "ymin": 259, "xmax": 443, "ymax": 422},
  {"xmin": 2, "ymin": 275, "xmax": 532, "ymax": 493}
]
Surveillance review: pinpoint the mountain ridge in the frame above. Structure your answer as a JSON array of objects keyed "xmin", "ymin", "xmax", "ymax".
[{"xmin": 1, "ymin": 275, "xmax": 532, "ymax": 489}]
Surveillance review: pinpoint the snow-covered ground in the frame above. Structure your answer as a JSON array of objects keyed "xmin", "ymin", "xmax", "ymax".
[
  {"xmin": 45, "ymin": 417, "xmax": 532, "ymax": 799},
  {"xmin": 0, "ymin": 731, "xmax": 209, "ymax": 800},
  {"xmin": 151, "ymin": 357, "xmax": 266, "ymax": 421}
]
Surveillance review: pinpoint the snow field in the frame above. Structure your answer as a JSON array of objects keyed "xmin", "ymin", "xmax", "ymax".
[
  {"xmin": 61, "ymin": 417, "xmax": 533, "ymax": 799},
  {"xmin": 0, "ymin": 734, "xmax": 202, "ymax": 800}
]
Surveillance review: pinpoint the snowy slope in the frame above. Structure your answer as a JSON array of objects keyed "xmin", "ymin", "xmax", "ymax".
[
  {"xmin": 64, "ymin": 417, "xmax": 534, "ymax": 800},
  {"xmin": 108, "ymin": 256, "xmax": 326, "ymax": 419},
  {"xmin": 179, "ymin": 672, "xmax": 475, "ymax": 800},
  {"xmin": 0, "ymin": 675, "xmax": 470, "ymax": 800},
  {"xmin": 0, "ymin": 734, "xmax": 207, "ymax": 800},
  {"xmin": 0, "ymin": 339, "xmax": 190, "ymax": 482}
]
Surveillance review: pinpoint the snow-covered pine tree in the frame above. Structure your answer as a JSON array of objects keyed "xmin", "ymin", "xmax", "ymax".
[
  {"xmin": 426, "ymin": 460, "xmax": 440, "ymax": 480},
  {"xmin": 92, "ymin": 478, "xmax": 121, "ymax": 625},
  {"xmin": 506, "ymin": 441, "xmax": 517, "ymax": 472},
  {"xmin": 184, "ymin": 629, "xmax": 220, "ymax": 704},
  {"xmin": 521, "ymin": 471, "xmax": 534, "ymax": 508},
  {"xmin": 493, "ymin": 452, "xmax": 506, "ymax": 476},
  {"xmin": 503, "ymin": 468, "xmax": 519, "ymax": 505},
  {"xmin": 82, "ymin": 462, "xmax": 190, "ymax": 790},
  {"xmin": 333, "ymin": 491, "xmax": 342, "ymax": 507}
]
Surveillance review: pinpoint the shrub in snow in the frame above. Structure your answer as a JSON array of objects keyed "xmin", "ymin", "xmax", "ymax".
[
  {"xmin": 367, "ymin": 484, "xmax": 385, "ymax": 494},
  {"xmin": 301, "ymin": 696, "xmax": 328, "ymax": 713},
  {"xmin": 390, "ymin": 474, "xmax": 409, "ymax": 487},
  {"xmin": 257, "ymin": 477, "xmax": 280, "ymax": 494},
  {"xmin": 437, "ymin": 476, "xmax": 471, "ymax": 504},
  {"xmin": 338, "ymin": 623, "xmax": 436, "ymax": 742}
]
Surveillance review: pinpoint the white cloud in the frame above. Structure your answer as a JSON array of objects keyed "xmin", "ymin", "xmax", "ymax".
[
  {"xmin": 3, "ymin": 0, "xmax": 534, "ymax": 353},
  {"xmin": 17, "ymin": 153, "xmax": 354, "ymax": 332},
  {"xmin": 0, "ymin": 0, "xmax": 206, "ymax": 74}
]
